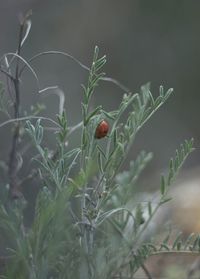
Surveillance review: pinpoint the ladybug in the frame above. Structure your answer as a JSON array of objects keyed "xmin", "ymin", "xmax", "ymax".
[{"xmin": 95, "ymin": 120, "xmax": 109, "ymax": 139}]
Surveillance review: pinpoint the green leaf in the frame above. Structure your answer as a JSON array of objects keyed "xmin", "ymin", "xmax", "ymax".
[{"xmin": 172, "ymin": 232, "xmax": 183, "ymax": 249}]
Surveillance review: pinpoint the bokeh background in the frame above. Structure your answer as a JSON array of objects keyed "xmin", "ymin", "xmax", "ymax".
[
  {"xmin": 1, "ymin": 1, "xmax": 200, "ymax": 277},
  {"xmin": 0, "ymin": 0, "xmax": 199, "ymax": 188}
]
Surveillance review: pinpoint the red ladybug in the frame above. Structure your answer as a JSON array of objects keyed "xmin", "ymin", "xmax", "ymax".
[{"xmin": 95, "ymin": 120, "xmax": 109, "ymax": 139}]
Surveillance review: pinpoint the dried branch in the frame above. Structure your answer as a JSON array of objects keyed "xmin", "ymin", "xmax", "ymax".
[{"xmin": 8, "ymin": 18, "xmax": 25, "ymax": 199}]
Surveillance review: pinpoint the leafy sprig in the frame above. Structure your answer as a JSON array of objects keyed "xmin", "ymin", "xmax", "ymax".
[{"xmin": 0, "ymin": 15, "xmax": 196, "ymax": 279}]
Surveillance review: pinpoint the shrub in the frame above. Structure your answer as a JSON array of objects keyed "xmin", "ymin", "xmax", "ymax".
[{"xmin": 0, "ymin": 12, "xmax": 196, "ymax": 279}]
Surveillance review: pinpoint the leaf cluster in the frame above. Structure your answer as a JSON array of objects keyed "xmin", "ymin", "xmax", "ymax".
[{"xmin": 0, "ymin": 17, "xmax": 196, "ymax": 279}]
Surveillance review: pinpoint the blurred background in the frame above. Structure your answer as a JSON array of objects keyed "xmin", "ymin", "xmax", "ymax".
[
  {"xmin": 1, "ymin": 0, "xmax": 200, "ymax": 174},
  {"xmin": 0, "ymin": 0, "xmax": 200, "ymax": 218},
  {"xmin": 1, "ymin": 1, "xmax": 200, "ymax": 277}
]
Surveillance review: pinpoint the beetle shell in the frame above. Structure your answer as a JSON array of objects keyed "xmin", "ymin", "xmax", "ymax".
[{"xmin": 95, "ymin": 120, "xmax": 109, "ymax": 139}]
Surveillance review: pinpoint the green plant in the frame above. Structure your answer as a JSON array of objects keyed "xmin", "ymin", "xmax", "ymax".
[{"xmin": 0, "ymin": 12, "xmax": 196, "ymax": 279}]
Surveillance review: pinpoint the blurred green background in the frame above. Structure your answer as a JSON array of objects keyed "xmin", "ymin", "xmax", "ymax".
[{"xmin": 0, "ymin": 0, "xmax": 199, "ymax": 183}]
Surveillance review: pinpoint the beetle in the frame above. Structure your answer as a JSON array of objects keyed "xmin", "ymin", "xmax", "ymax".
[{"xmin": 95, "ymin": 120, "xmax": 109, "ymax": 139}]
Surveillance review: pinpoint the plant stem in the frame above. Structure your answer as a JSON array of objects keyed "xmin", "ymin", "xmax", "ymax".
[
  {"xmin": 140, "ymin": 262, "xmax": 153, "ymax": 279},
  {"xmin": 8, "ymin": 21, "xmax": 24, "ymax": 199}
]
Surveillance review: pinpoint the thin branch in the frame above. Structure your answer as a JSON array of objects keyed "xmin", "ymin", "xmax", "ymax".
[
  {"xmin": 18, "ymin": 169, "xmax": 38, "ymax": 188},
  {"xmin": 19, "ymin": 50, "xmax": 130, "ymax": 93},
  {"xmin": 0, "ymin": 67, "xmax": 15, "ymax": 81},
  {"xmin": 2, "ymin": 56, "xmax": 15, "ymax": 103},
  {"xmin": 140, "ymin": 262, "xmax": 153, "ymax": 279},
  {"xmin": 109, "ymin": 220, "xmax": 154, "ymax": 279},
  {"xmin": 0, "ymin": 115, "xmax": 60, "ymax": 129},
  {"xmin": 1, "ymin": 52, "xmax": 41, "ymax": 92},
  {"xmin": 8, "ymin": 21, "xmax": 24, "ymax": 199}
]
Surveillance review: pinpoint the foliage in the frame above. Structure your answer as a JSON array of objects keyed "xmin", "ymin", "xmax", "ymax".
[{"xmin": 0, "ymin": 12, "xmax": 195, "ymax": 279}]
